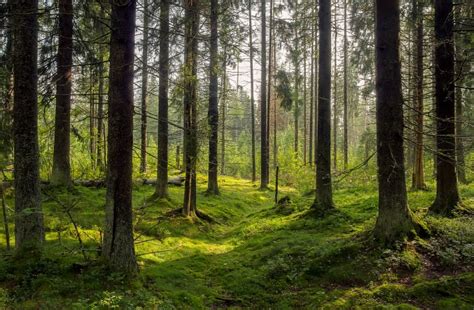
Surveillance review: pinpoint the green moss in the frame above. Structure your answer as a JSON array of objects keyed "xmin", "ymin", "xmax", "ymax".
[{"xmin": 0, "ymin": 175, "xmax": 472, "ymax": 308}]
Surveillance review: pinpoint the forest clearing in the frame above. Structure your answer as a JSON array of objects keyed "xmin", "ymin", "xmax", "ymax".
[{"xmin": 0, "ymin": 0, "xmax": 473, "ymax": 308}]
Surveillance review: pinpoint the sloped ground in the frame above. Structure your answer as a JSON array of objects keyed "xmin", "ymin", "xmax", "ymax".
[{"xmin": 0, "ymin": 175, "xmax": 473, "ymax": 309}]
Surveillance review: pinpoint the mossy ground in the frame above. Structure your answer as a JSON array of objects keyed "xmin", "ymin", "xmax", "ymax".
[{"xmin": 0, "ymin": 175, "xmax": 473, "ymax": 309}]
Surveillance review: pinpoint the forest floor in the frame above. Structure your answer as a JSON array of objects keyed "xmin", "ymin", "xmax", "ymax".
[{"xmin": 0, "ymin": 175, "xmax": 473, "ymax": 309}]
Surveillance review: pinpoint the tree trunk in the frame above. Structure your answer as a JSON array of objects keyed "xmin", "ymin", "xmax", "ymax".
[
  {"xmin": 97, "ymin": 59, "xmax": 105, "ymax": 171},
  {"xmin": 89, "ymin": 72, "xmax": 96, "ymax": 165},
  {"xmin": 313, "ymin": 1, "xmax": 318, "ymax": 166},
  {"xmin": 312, "ymin": 0, "xmax": 334, "ymax": 213},
  {"xmin": 220, "ymin": 49, "xmax": 227, "ymax": 176},
  {"xmin": 183, "ymin": 0, "xmax": 200, "ymax": 216},
  {"xmin": 454, "ymin": 8, "xmax": 467, "ymax": 184},
  {"xmin": 260, "ymin": 0, "xmax": 269, "ymax": 189},
  {"xmin": 0, "ymin": 0, "xmax": 13, "ymax": 166},
  {"xmin": 273, "ymin": 40, "xmax": 277, "ymax": 168},
  {"xmin": 102, "ymin": 0, "xmax": 137, "ymax": 273},
  {"xmin": 267, "ymin": 0, "xmax": 274, "ymax": 167},
  {"xmin": 52, "ymin": 0, "xmax": 73, "ymax": 187},
  {"xmin": 294, "ymin": 2, "xmax": 300, "ymax": 159},
  {"xmin": 220, "ymin": 50, "xmax": 227, "ymax": 175},
  {"xmin": 303, "ymin": 38, "xmax": 307, "ymax": 165},
  {"xmin": 374, "ymin": 0, "xmax": 424, "ymax": 244},
  {"xmin": 343, "ymin": 0, "xmax": 348, "ymax": 171},
  {"xmin": 207, "ymin": 0, "xmax": 219, "ymax": 195},
  {"xmin": 156, "ymin": 0, "xmax": 170, "ymax": 199},
  {"xmin": 309, "ymin": 4, "xmax": 315, "ymax": 167},
  {"xmin": 248, "ymin": 3, "xmax": 256, "ymax": 183},
  {"xmin": 12, "ymin": 0, "xmax": 44, "ymax": 253},
  {"xmin": 430, "ymin": 0, "xmax": 461, "ymax": 215},
  {"xmin": 332, "ymin": 1, "xmax": 338, "ymax": 172},
  {"xmin": 96, "ymin": 5, "xmax": 106, "ymax": 172},
  {"xmin": 140, "ymin": 0, "xmax": 150, "ymax": 174},
  {"xmin": 412, "ymin": 0, "xmax": 426, "ymax": 190}
]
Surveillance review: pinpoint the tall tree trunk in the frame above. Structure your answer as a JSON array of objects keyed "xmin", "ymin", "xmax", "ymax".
[
  {"xmin": 406, "ymin": 31, "xmax": 414, "ymax": 171},
  {"xmin": 260, "ymin": 0, "xmax": 269, "ymax": 189},
  {"xmin": 220, "ymin": 49, "xmax": 227, "ymax": 175},
  {"xmin": 183, "ymin": 0, "xmax": 200, "ymax": 216},
  {"xmin": 455, "ymin": 79, "xmax": 466, "ymax": 183},
  {"xmin": 12, "ymin": 0, "xmax": 44, "ymax": 253},
  {"xmin": 89, "ymin": 73, "xmax": 96, "ymax": 165},
  {"xmin": 140, "ymin": 0, "xmax": 150, "ymax": 174},
  {"xmin": 303, "ymin": 38, "xmax": 308, "ymax": 165},
  {"xmin": 156, "ymin": 0, "xmax": 170, "ymax": 198},
  {"xmin": 309, "ymin": 4, "xmax": 315, "ymax": 167},
  {"xmin": 96, "ymin": 5, "xmax": 106, "ymax": 172},
  {"xmin": 343, "ymin": 0, "xmax": 348, "ymax": 170},
  {"xmin": 313, "ymin": 1, "xmax": 318, "ymax": 166},
  {"xmin": 374, "ymin": 0, "xmax": 424, "ymax": 244},
  {"xmin": 294, "ymin": 1, "xmax": 300, "ymax": 159},
  {"xmin": 97, "ymin": 59, "xmax": 105, "ymax": 171},
  {"xmin": 0, "ymin": 0, "xmax": 14, "ymax": 166},
  {"xmin": 102, "ymin": 0, "xmax": 137, "ymax": 273},
  {"xmin": 207, "ymin": 0, "xmax": 219, "ymax": 195},
  {"xmin": 412, "ymin": 0, "xmax": 426, "ymax": 190},
  {"xmin": 455, "ymin": 8, "xmax": 467, "ymax": 184},
  {"xmin": 249, "ymin": 4, "xmax": 256, "ymax": 183},
  {"xmin": 332, "ymin": 1, "xmax": 338, "ymax": 172},
  {"xmin": 52, "ymin": 0, "xmax": 73, "ymax": 187},
  {"xmin": 430, "ymin": 0, "xmax": 461, "ymax": 215},
  {"xmin": 267, "ymin": 0, "xmax": 273, "ymax": 166},
  {"xmin": 272, "ymin": 41, "xmax": 277, "ymax": 168},
  {"xmin": 312, "ymin": 0, "xmax": 334, "ymax": 213}
]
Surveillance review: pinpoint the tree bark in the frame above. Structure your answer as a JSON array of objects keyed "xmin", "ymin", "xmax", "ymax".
[
  {"xmin": 267, "ymin": 0, "xmax": 273, "ymax": 167},
  {"xmin": 97, "ymin": 59, "xmax": 105, "ymax": 171},
  {"xmin": 332, "ymin": 1, "xmax": 338, "ymax": 172},
  {"xmin": 89, "ymin": 72, "xmax": 96, "ymax": 166},
  {"xmin": 294, "ymin": 2, "xmax": 300, "ymax": 159},
  {"xmin": 374, "ymin": 0, "xmax": 424, "ymax": 244},
  {"xmin": 313, "ymin": 1, "xmax": 318, "ymax": 166},
  {"xmin": 220, "ymin": 49, "xmax": 227, "ymax": 176},
  {"xmin": 0, "ymin": 0, "xmax": 14, "ymax": 166},
  {"xmin": 303, "ymin": 37, "xmax": 308, "ymax": 165},
  {"xmin": 52, "ymin": 0, "xmax": 73, "ymax": 187},
  {"xmin": 411, "ymin": 0, "xmax": 426, "ymax": 190},
  {"xmin": 343, "ymin": 0, "xmax": 348, "ymax": 171},
  {"xmin": 183, "ymin": 0, "xmax": 199, "ymax": 216},
  {"xmin": 430, "ymin": 0, "xmax": 461, "ymax": 215},
  {"xmin": 248, "ymin": 3, "xmax": 256, "ymax": 183},
  {"xmin": 260, "ymin": 0, "xmax": 269, "ymax": 189},
  {"xmin": 454, "ymin": 8, "xmax": 467, "ymax": 184},
  {"xmin": 156, "ymin": 0, "xmax": 170, "ymax": 199},
  {"xmin": 309, "ymin": 4, "xmax": 315, "ymax": 167},
  {"xmin": 140, "ymin": 0, "xmax": 150, "ymax": 174},
  {"xmin": 96, "ymin": 5, "xmax": 107, "ymax": 171},
  {"xmin": 102, "ymin": 0, "xmax": 137, "ymax": 273},
  {"xmin": 12, "ymin": 0, "xmax": 44, "ymax": 253},
  {"xmin": 312, "ymin": 0, "xmax": 334, "ymax": 213},
  {"xmin": 207, "ymin": 0, "xmax": 220, "ymax": 195}
]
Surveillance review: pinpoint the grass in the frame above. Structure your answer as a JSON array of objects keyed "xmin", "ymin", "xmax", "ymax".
[{"xmin": 0, "ymin": 174, "xmax": 473, "ymax": 309}]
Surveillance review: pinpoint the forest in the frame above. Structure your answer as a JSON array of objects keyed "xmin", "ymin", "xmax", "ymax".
[{"xmin": 0, "ymin": 0, "xmax": 473, "ymax": 308}]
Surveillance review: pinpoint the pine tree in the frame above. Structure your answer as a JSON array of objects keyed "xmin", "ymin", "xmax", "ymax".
[
  {"xmin": 12, "ymin": 0, "xmax": 44, "ymax": 253},
  {"xmin": 312, "ymin": 0, "xmax": 334, "ymax": 214},
  {"xmin": 374, "ymin": 0, "xmax": 425, "ymax": 244},
  {"xmin": 52, "ymin": 0, "xmax": 73, "ymax": 187},
  {"xmin": 207, "ymin": 0, "xmax": 220, "ymax": 195},
  {"xmin": 102, "ymin": 0, "xmax": 137, "ymax": 273},
  {"xmin": 430, "ymin": 0, "xmax": 461, "ymax": 215},
  {"xmin": 156, "ymin": 0, "xmax": 171, "ymax": 199}
]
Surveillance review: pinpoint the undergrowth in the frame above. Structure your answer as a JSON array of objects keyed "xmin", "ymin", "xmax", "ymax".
[{"xmin": 0, "ymin": 175, "xmax": 472, "ymax": 309}]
